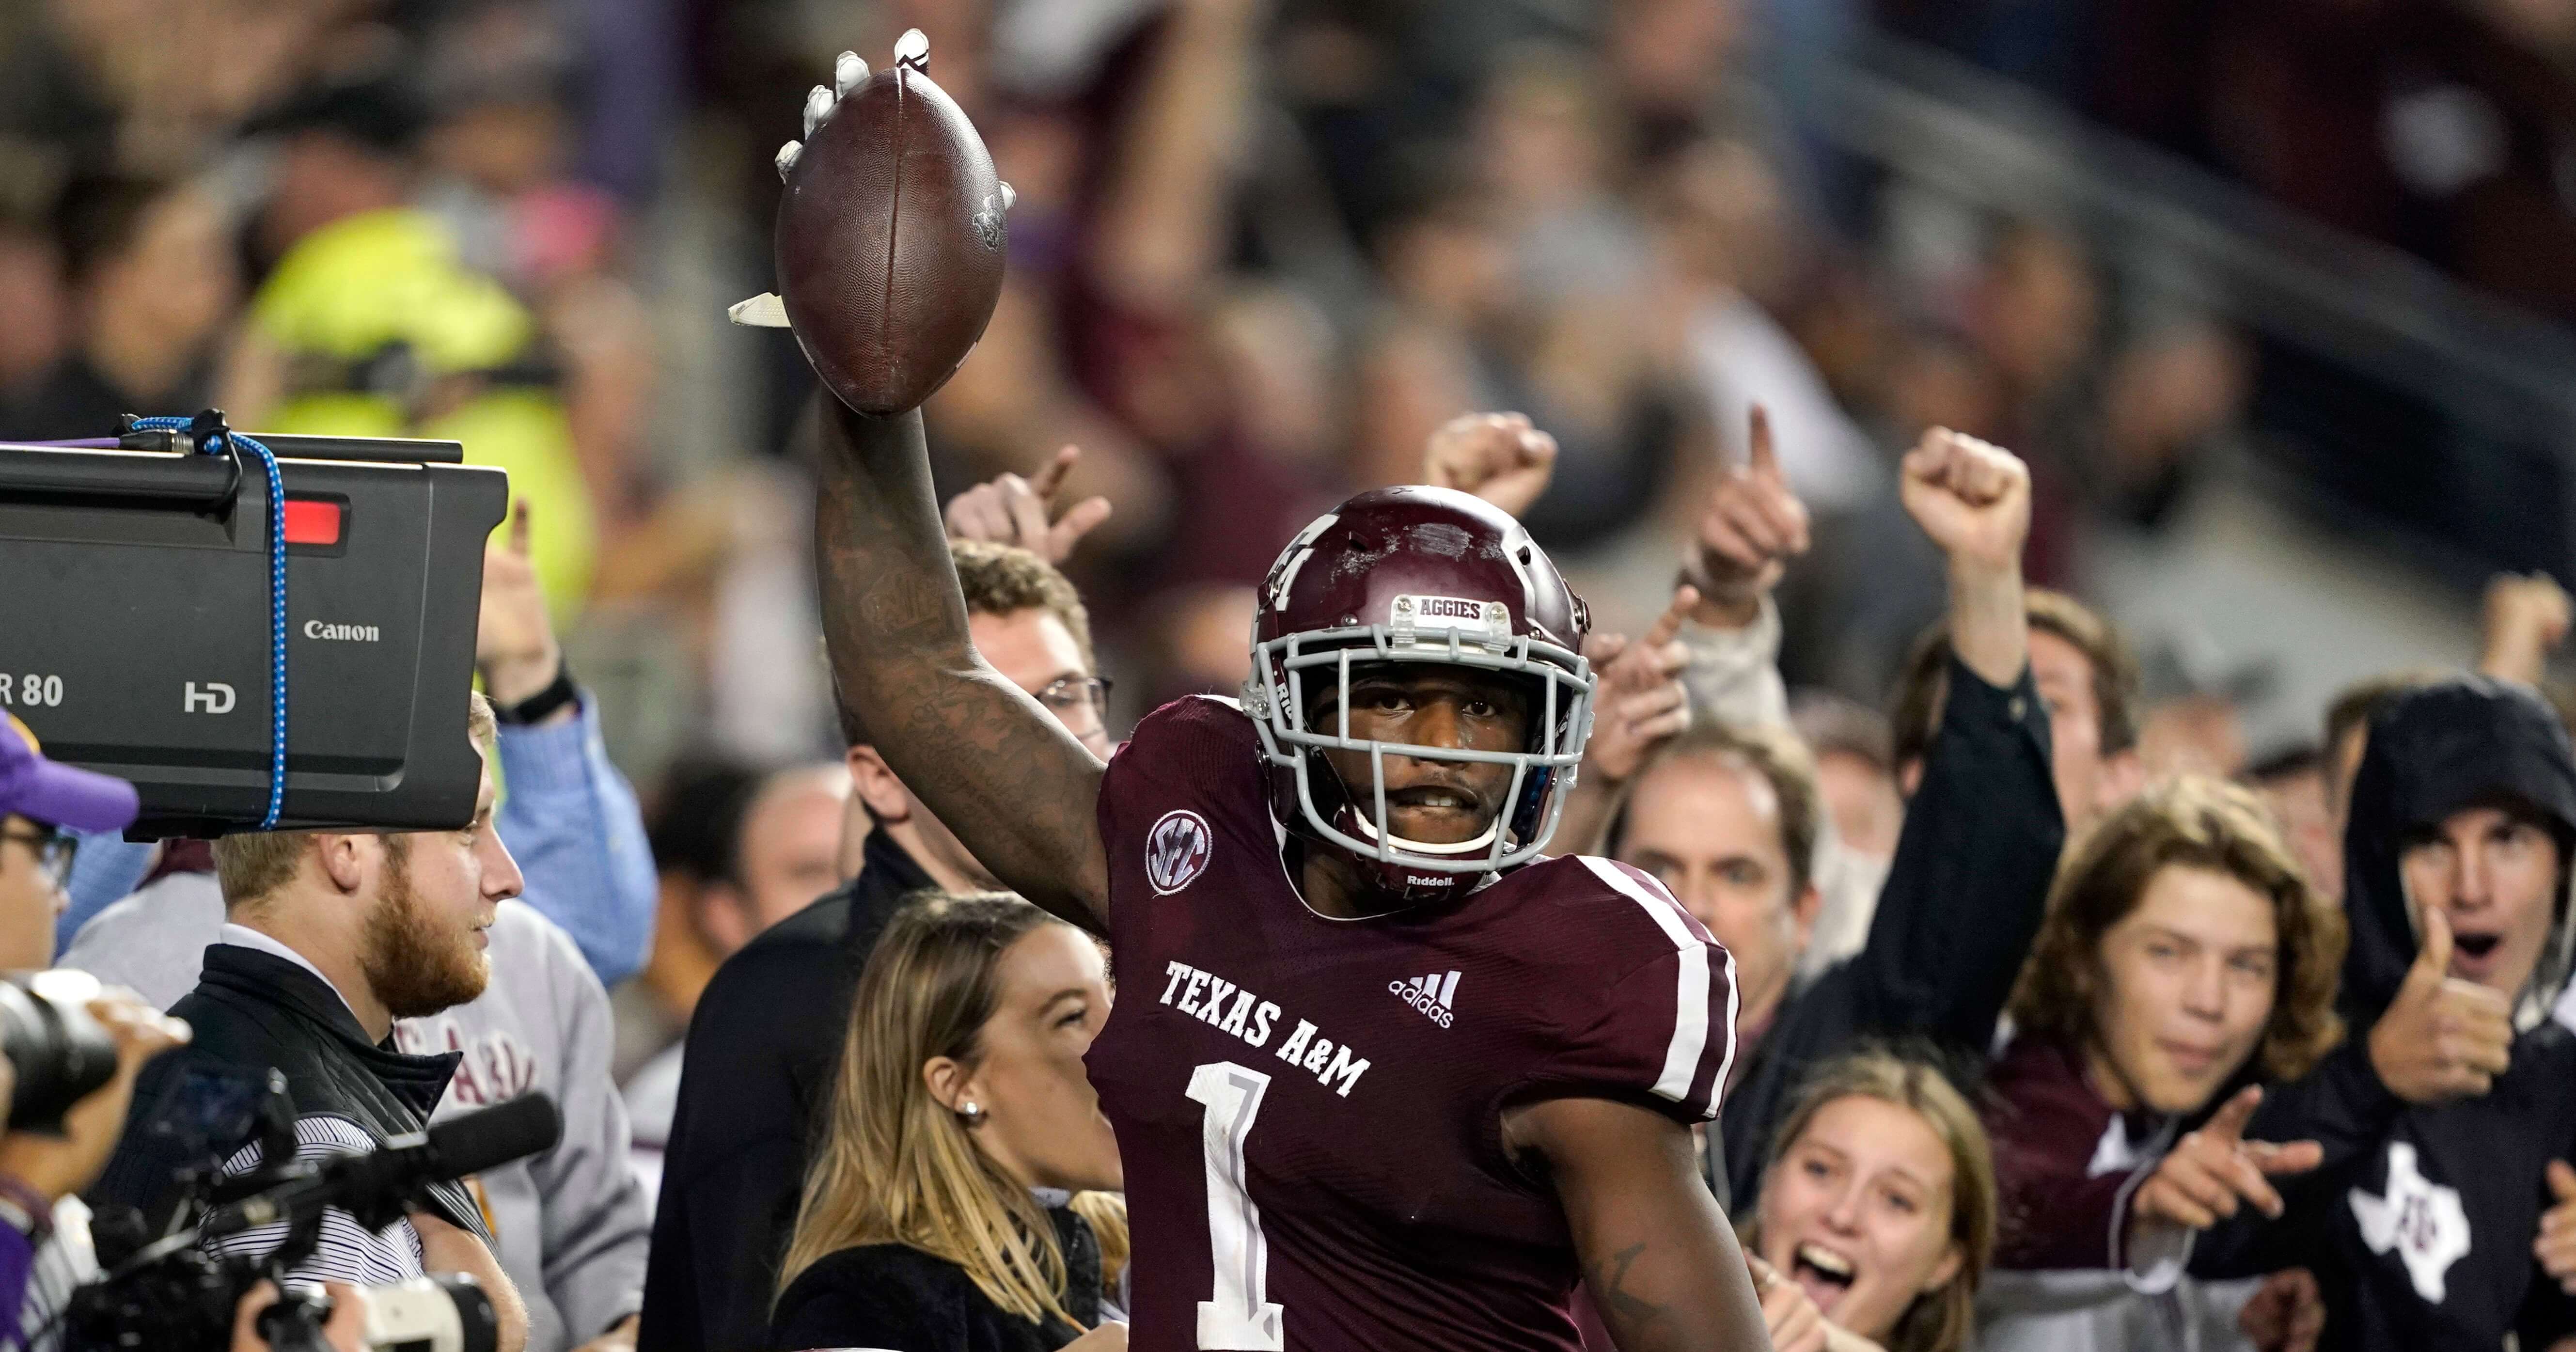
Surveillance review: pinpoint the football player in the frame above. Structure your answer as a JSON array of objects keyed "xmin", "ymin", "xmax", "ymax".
[
  {"xmin": 788, "ymin": 42, "xmax": 1764, "ymax": 1352},
  {"xmin": 823, "ymin": 429, "xmax": 1768, "ymax": 1350}
]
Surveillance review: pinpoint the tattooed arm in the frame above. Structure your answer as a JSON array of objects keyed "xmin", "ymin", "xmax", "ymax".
[
  {"xmin": 1507, "ymin": 1097, "xmax": 1770, "ymax": 1352},
  {"xmin": 814, "ymin": 399, "xmax": 1111, "ymax": 931}
]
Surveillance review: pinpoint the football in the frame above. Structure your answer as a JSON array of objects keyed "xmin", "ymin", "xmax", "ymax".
[{"xmin": 774, "ymin": 54, "xmax": 1009, "ymax": 416}]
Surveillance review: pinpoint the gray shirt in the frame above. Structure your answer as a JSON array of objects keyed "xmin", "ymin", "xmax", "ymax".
[{"xmin": 64, "ymin": 878, "xmax": 650, "ymax": 1352}]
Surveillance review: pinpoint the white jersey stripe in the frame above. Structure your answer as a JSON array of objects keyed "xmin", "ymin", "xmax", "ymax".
[
  {"xmin": 1712, "ymin": 945, "xmax": 1740, "ymax": 1103},
  {"xmin": 1667, "ymin": 949, "xmax": 1710, "ymax": 1102},
  {"xmin": 1579, "ymin": 856, "xmax": 1721, "ymax": 1110}
]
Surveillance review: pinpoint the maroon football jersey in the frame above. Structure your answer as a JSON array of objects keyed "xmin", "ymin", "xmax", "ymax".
[{"xmin": 1086, "ymin": 697, "xmax": 1739, "ymax": 1352}]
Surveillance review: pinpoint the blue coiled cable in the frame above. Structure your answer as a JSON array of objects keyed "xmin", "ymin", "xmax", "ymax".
[{"xmin": 131, "ymin": 415, "xmax": 287, "ymax": 829}]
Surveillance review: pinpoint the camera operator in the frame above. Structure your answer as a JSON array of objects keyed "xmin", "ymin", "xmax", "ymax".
[
  {"xmin": 0, "ymin": 717, "xmax": 196, "ymax": 1346},
  {"xmin": 68, "ymin": 516, "xmax": 653, "ymax": 1352},
  {"xmin": 88, "ymin": 694, "xmax": 530, "ymax": 1352}
]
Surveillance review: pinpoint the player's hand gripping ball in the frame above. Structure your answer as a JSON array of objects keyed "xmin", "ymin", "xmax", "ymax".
[{"xmin": 768, "ymin": 31, "xmax": 1014, "ymax": 415}]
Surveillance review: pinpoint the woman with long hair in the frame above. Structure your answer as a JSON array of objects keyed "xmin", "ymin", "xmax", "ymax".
[
  {"xmin": 772, "ymin": 892, "xmax": 1128, "ymax": 1352},
  {"xmin": 1742, "ymin": 1050, "xmax": 1999, "ymax": 1352}
]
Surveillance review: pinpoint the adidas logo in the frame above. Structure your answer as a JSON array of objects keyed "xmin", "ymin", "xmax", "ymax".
[{"xmin": 1388, "ymin": 970, "xmax": 1460, "ymax": 1029}]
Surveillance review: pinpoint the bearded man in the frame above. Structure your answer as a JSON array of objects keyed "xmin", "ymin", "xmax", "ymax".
[{"xmin": 90, "ymin": 693, "xmax": 531, "ymax": 1352}]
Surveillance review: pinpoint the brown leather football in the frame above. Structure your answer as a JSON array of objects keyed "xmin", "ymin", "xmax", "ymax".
[{"xmin": 775, "ymin": 59, "xmax": 1008, "ymax": 416}]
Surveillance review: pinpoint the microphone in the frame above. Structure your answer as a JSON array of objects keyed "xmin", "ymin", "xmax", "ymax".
[{"xmin": 202, "ymin": 1093, "xmax": 562, "ymax": 1239}]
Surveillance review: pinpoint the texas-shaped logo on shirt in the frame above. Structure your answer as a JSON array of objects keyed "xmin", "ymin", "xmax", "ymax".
[{"xmin": 2350, "ymin": 1141, "xmax": 2470, "ymax": 1303}]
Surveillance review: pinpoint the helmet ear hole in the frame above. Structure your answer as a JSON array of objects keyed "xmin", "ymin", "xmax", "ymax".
[{"xmin": 1516, "ymin": 544, "xmax": 1534, "ymax": 566}]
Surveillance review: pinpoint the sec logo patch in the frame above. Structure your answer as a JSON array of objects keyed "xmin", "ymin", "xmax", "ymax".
[{"xmin": 1146, "ymin": 809, "xmax": 1213, "ymax": 895}]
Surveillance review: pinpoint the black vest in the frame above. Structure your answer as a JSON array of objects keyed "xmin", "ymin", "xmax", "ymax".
[{"xmin": 89, "ymin": 944, "xmax": 487, "ymax": 1245}]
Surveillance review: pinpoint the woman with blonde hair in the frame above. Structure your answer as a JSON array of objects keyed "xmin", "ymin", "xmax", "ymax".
[
  {"xmin": 1743, "ymin": 1050, "xmax": 1999, "ymax": 1352},
  {"xmin": 772, "ymin": 892, "xmax": 1128, "ymax": 1351}
]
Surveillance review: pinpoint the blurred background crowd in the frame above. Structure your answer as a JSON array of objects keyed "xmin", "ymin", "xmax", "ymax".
[
  {"xmin": 15, "ymin": 0, "xmax": 2576, "ymax": 1348},
  {"xmin": 16, "ymin": 0, "xmax": 2576, "ymax": 794}
]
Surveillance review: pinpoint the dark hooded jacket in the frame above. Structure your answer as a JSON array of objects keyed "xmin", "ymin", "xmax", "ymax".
[{"xmin": 2193, "ymin": 678, "xmax": 2576, "ymax": 1350}]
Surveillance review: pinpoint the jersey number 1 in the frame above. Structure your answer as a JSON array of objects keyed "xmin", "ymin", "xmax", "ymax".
[{"xmin": 1188, "ymin": 1061, "xmax": 1285, "ymax": 1350}]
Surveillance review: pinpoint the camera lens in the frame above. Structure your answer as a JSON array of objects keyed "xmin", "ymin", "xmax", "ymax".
[
  {"xmin": 0, "ymin": 974, "xmax": 119, "ymax": 1134},
  {"xmin": 333, "ymin": 1273, "xmax": 500, "ymax": 1352},
  {"xmin": 431, "ymin": 1273, "xmax": 500, "ymax": 1352}
]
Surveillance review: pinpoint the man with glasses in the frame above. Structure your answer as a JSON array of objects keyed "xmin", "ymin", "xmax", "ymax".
[
  {"xmin": 0, "ymin": 718, "xmax": 204, "ymax": 1348},
  {"xmin": 641, "ymin": 538, "xmax": 1116, "ymax": 1352},
  {"xmin": 0, "ymin": 715, "xmax": 105, "ymax": 969}
]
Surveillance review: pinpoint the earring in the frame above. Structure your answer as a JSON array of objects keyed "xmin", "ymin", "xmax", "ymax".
[{"xmin": 957, "ymin": 1100, "xmax": 986, "ymax": 1125}]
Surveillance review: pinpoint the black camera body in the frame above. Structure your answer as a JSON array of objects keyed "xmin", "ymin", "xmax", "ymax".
[
  {"xmin": 72, "ymin": 1072, "xmax": 545, "ymax": 1352},
  {"xmin": 0, "ymin": 422, "xmax": 505, "ymax": 835},
  {"xmin": 67, "ymin": 1249, "xmax": 497, "ymax": 1352},
  {"xmin": 65, "ymin": 1232, "xmax": 253, "ymax": 1350},
  {"xmin": 73, "ymin": 1067, "xmax": 301, "ymax": 1350}
]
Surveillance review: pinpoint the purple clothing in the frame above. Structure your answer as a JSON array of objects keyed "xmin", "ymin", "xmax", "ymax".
[
  {"xmin": 1085, "ymin": 696, "xmax": 1738, "ymax": 1352},
  {"xmin": 0, "ymin": 715, "xmax": 136, "ymax": 832},
  {"xmin": 1984, "ymin": 1036, "xmax": 2174, "ymax": 1273},
  {"xmin": 0, "ymin": 1222, "xmax": 27, "ymax": 1335}
]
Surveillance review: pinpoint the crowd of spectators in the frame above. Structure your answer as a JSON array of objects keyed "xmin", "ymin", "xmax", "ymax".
[
  {"xmin": 0, "ymin": 0, "xmax": 2300, "ymax": 761},
  {"xmin": 1895, "ymin": 0, "xmax": 2576, "ymax": 325},
  {"xmin": 11, "ymin": 0, "xmax": 2576, "ymax": 1350}
]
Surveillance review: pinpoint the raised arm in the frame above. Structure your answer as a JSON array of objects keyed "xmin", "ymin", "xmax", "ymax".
[
  {"xmin": 1845, "ymin": 430, "xmax": 2058, "ymax": 1043},
  {"xmin": 1513, "ymin": 1097, "xmax": 1769, "ymax": 1352},
  {"xmin": 1422, "ymin": 411, "xmax": 1559, "ymax": 519},
  {"xmin": 482, "ymin": 503, "xmax": 657, "ymax": 986},
  {"xmin": 815, "ymin": 400, "xmax": 1110, "ymax": 930},
  {"xmin": 1899, "ymin": 430, "xmax": 2028, "ymax": 689},
  {"xmin": 1682, "ymin": 406, "xmax": 1810, "ymax": 644},
  {"xmin": 1087, "ymin": 0, "xmax": 1266, "ymax": 311},
  {"xmin": 761, "ymin": 42, "xmax": 1113, "ymax": 932}
]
